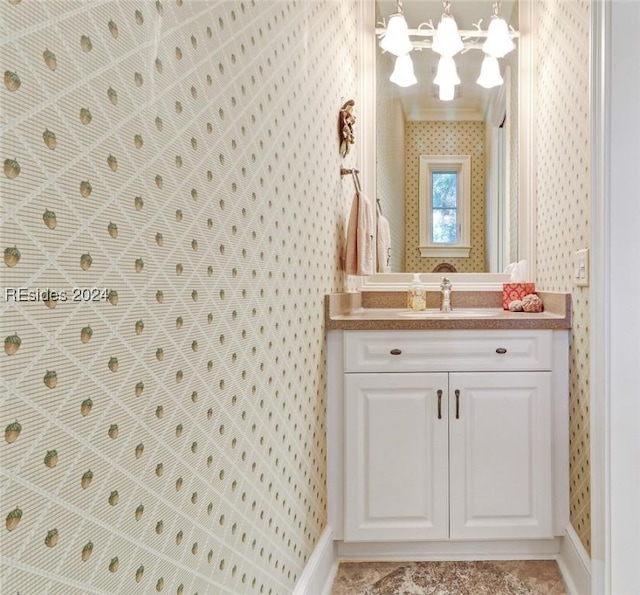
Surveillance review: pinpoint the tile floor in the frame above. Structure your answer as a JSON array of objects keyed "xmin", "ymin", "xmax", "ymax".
[{"xmin": 331, "ymin": 560, "xmax": 567, "ymax": 595}]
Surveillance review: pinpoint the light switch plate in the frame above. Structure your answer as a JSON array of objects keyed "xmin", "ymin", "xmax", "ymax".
[{"xmin": 574, "ymin": 248, "xmax": 589, "ymax": 287}]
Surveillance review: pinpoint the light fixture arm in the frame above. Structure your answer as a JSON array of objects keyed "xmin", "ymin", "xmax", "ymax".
[
  {"xmin": 387, "ymin": 0, "xmax": 403, "ymax": 18},
  {"xmin": 376, "ymin": 0, "xmax": 519, "ymax": 46},
  {"xmin": 374, "ymin": 26, "xmax": 519, "ymax": 42}
]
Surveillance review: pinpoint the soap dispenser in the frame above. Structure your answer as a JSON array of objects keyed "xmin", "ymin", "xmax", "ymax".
[{"xmin": 407, "ymin": 273, "xmax": 427, "ymax": 311}]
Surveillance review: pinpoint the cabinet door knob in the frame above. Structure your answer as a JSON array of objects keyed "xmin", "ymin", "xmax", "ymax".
[
  {"xmin": 496, "ymin": 347, "xmax": 507, "ymax": 354},
  {"xmin": 455, "ymin": 389, "xmax": 460, "ymax": 419},
  {"xmin": 389, "ymin": 348, "xmax": 402, "ymax": 355},
  {"xmin": 437, "ymin": 389, "xmax": 443, "ymax": 419}
]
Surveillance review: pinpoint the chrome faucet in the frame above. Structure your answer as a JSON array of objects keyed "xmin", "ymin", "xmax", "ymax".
[{"xmin": 440, "ymin": 277, "xmax": 453, "ymax": 312}]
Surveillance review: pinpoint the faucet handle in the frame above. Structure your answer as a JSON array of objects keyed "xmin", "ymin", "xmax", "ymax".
[{"xmin": 439, "ymin": 276, "xmax": 453, "ymax": 312}]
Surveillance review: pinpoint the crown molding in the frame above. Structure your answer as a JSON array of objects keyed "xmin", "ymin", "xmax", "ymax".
[{"xmin": 408, "ymin": 107, "xmax": 484, "ymax": 121}]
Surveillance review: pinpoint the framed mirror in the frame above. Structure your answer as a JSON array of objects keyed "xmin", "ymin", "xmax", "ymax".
[{"xmin": 358, "ymin": 0, "xmax": 535, "ymax": 289}]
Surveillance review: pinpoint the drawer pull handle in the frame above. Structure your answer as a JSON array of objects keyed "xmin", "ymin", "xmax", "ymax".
[
  {"xmin": 496, "ymin": 347, "xmax": 507, "ymax": 354},
  {"xmin": 390, "ymin": 348, "xmax": 402, "ymax": 356},
  {"xmin": 437, "ymin": 390, "xmax": 442, "ymax": 419},
  {"xmin": 455, "ymin": 389, "xmax": 460, "ymax": 419}
]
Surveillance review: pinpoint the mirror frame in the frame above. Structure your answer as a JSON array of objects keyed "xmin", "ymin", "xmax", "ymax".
[{"xmin": 357, "ymin": 0, "xmax": 536, "ymax": 291}]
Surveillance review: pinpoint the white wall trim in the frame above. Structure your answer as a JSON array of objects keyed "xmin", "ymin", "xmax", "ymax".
[
  {"xmin": 358, "ymin": 0, "xmax": 376, "ymax": 204},
  {"xmin": 589, "ymin": 1, "xmax": 609, "ymax": 594},
  {"xmin": 408, "ymin": 107, "xmax": 484, "ymax": 122},
  {"xmin": 292, "ymin": 527, "xmax": 338, "ymax": 595},
  {"xmin": 558, "ymin": 524, "xmax": 592, "ymax": 595},
  {"xmin": 605, "ymin": 2, "xmax": 640, "ymax": 593},
  {"xmin": 518, "ymin": 0, "xmax": 536, "ymax": 282},
  {"xmin": 336, "ymin": 538, "xmax": 562, "ymax": 561}
]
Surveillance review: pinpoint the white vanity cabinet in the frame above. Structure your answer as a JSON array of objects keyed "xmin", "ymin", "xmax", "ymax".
[
  {"xmin": 447, "ymin": 371, "xmax": 552, "ymax": 541},
  {"xmin": 327, "ymin": 329, "xmax": 569, "ymax": 549},
  {"xmin": 345, "ymin": 372, "xmax": 450, "ymax": 542}
]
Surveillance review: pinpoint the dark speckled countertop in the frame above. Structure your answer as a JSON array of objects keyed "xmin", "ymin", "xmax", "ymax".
[{"xmin": 325, "ymin": 291, "xmax": 572, "ymax": 331}]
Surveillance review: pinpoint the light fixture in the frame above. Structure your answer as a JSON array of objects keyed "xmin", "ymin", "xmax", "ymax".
[
  {"xmin": 432, "ymin": 3, "xmax": 464, "ymax": 57},
  {"xmin": 377, "ymin": 0, "xmax": 518, "ymax": 97},
  {"xmin": 482, "ymin": 2, "xmax": 515, "ymax": 58},
  {"xmin": 379, "ymin": 1, "xmax": 413, "ymax": 56},
  {"xmin": 433, "ymin": 56, "xmax": 460, "ymax": 87},
  {"xmin": 476, "ymin": 54, "xmax": 504, "ymax": 88},
  {"xmin": 390, "ymin": 54, "xmax": 418, "ymax": 87}
]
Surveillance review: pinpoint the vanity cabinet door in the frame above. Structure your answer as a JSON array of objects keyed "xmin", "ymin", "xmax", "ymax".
[
  {"xmin": 448, "ymin": 372, "xmax": 553, "ymax": 540},
  {"xmin": 344, "ymin": 373, "xmax": 449, "ymax": 542}
]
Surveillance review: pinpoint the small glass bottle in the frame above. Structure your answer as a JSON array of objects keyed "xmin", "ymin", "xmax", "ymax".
[{"xmin": 407, "ymin": 273, "xmax": 426, "ymax": 311}]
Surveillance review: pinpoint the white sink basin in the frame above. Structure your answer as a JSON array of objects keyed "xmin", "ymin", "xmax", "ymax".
[{"xmin": 396, "ymin": 309, "xmax": 498, "ymax": 319}]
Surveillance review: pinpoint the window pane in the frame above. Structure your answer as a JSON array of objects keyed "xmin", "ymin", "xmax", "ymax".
[
  {"xmin": 432, "ymin": 172, "xmax": 458, "ymax": 208},
  {"xmin": 432, "ymin": 209, "xmax": 458, "ymax": 243},
  {"xmin": 432, "ymin": 171, "xmax": 458, "ymax": 244}
]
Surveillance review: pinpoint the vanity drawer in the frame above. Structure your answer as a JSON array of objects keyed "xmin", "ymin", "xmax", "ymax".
[{"xmin": 343, "ymin": 330, "xmax": 553, "ymax": 372}]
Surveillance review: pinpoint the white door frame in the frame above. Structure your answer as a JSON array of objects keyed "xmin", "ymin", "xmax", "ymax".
[{"xmin": 590, "ymin": 1, "xmax": 640, "ymax": 593}]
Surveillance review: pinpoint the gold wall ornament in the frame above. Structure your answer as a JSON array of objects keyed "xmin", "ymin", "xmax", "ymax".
[{"xmin": 338, "ymin": 99, "xmax": 356, "ymax": 157}]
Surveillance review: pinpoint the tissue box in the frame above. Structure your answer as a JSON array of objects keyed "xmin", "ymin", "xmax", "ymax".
[{"xmin": 502, "ymin": 283, "xmax": 536, "ymax": 310}]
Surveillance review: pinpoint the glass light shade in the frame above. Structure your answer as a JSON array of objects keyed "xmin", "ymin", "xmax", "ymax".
[
  {"xmin": 432, "ymin": 14, "xmax": 464, "ymax": 57},
  {"xmin": 380, "ymin": 14, "xmax": 413, "ymax": 56},
  {"xmin": 482, "ymin": 17, "xmax": 515, "ymax": 58},
  {"xmin": 439, "ymin": 84, "xmax": 455, "ymax": 101},
  {"xmin": 389, "ymin": 54, "xmax": 417, "ymax": 87},
  {"xmin": 476, "ymin": 55, "xmax": 504, "ymax": 88},
  {"xmin": 433, "ymin": 56, "xmax": 461, "ymax": 87}
]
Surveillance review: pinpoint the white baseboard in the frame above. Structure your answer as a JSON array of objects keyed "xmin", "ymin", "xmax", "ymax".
[
  {"xmin": 557, "ymin": 524, "xmax": 591, "ymax": 595},
  {"xmin": 293, "ymin": 527, "xmax": 590, "ymax": 595},
  {"xmin": 292, "ymin": 526, "xmax": 338, "ymax": 595},
  {"xmin": 336, "ymin": 537, "xmax": 562, "ymax": 561}
]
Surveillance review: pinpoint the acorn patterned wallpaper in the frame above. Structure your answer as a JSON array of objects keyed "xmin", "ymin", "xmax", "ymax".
[
  {"xmin": 1, "ymin": 1, "xmax": 358, "ymax": 593},
  {"xmin": 534, "ymin": 0, "xmax": 591, "ymax": 554},
  {"xmin": 405, "ymin": 120, "xmax": 486, "ymax": 273}
]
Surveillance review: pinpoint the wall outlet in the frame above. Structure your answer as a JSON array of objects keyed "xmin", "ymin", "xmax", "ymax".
[{"xmin": 574, "ymin": 248, "xmax": 589, "ymax": 287}]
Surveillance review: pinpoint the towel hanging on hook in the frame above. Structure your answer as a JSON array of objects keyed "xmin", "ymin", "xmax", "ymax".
[
  {"xmin": 342, "ymin": 167, "xmax": 374, "ymax": 276},
  {"xmin": 340, "ymin": 167, "xmax": 361, "ymax": 193},
  {"xmin": 375, "ymin": 199, "xmax": 391, "ymax": 273},
  {"xmin": 351, "ymin": 169, "xmax": 362, "ymax": 194}
]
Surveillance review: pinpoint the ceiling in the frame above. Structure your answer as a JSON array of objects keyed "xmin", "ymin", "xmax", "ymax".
[{"xmin": 375, "ymin": 0, "xmax": 517, "ymax": 120}]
